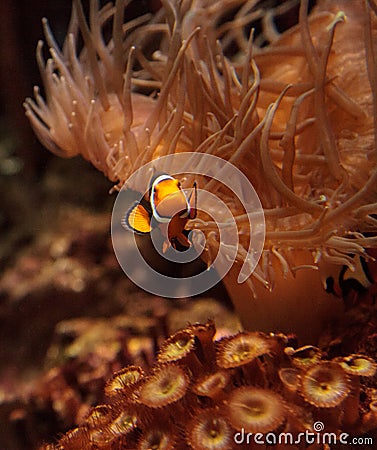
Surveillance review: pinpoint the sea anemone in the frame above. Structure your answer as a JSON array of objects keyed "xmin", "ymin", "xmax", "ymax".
[
  {"xmin": 300, "ymin": 361, "xmax": 350, "ymax": 408},
  {"xmin": 186, "ymin": 408, "xmax": 234, "ymax": 450},
  {"xmin": 285, "ymin": 344, "xmax": 323, "ymax": 369},
  {"xmin": 215, "ymin": 331, "xmax": 271, "ymax": 368},
  {"xmin": 104, "ymin": 365, "xmax": 144, "ymax": 398},
  {"xmin": 24, "ymin": 0, "xmax": 377, "ymax": 339},
  {"xmin": 278, "ymin": 367, "xmax": 302, "ymax": 404},
  {"xmin": 333, "ymin": 354, "xmax": 377, "ymax": 426},
  {"xmin": 136, "ymin": 363, "xmax": 189, "ymax": 408},
  {"xmin": 85, "ymin": 404, "xmax": 113, "ymax": 428},
  {"xmin": 157, "ymin": 328, "xmax": 196, "ymax": 363},
  {"xmin": 192, "ymin": 370, "xmax": 230, "ymax": 400},
  {"xmin": 335, "ymin": 354, "xmax": 377, "ymax": 377},
  {"xmin": 137, "ymin": 428, "xmax": 176, "ymax": 450},
  {"xmin": 227, "ymin": 386, "xmax": 286, "ymax": 433},
  {"xmin": 88, "ymin": 407, "xmax": 139, "ymax": 446}
]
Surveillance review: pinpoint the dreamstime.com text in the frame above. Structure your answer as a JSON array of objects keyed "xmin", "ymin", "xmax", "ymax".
[{"xmin": 233, "ymin": 422, "xmax": 374, "ymax": 446}]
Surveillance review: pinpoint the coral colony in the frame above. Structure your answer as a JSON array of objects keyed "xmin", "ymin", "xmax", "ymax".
[
  {"xmin": 24, "ymin": 0, "xmax": 377, "ymax": 448},
  {"xmin": 40, "ymin": 322, "xmax": 377, "ymax": 449}
]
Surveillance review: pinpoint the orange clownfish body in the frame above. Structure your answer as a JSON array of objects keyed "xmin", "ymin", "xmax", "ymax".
[{"xmin": 122, "ymin": 174, "xmax": 197, "ymax": 252}]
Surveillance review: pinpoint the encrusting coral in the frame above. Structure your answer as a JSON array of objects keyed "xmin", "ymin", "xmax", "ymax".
[
  {"xmin": 23, "ymin": 0, "xmax": 377, "ymax": 340},
  {"xmin": 40, "ymin": 321, "xmax": 377, "ymax": 449}
]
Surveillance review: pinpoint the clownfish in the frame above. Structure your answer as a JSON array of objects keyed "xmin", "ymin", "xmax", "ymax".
[
  {"xmin": 122, "ymin": 173, "xmax": 197, "ymax": 252},
  {"xmin": 324, "ymin": 250, "xmax": 377, "ymax": 301}
]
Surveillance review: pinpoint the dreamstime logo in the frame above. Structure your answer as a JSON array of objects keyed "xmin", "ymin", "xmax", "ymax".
[
  {"xmin": 233, "ymin": 422, "xmax": 374, "ymax": 447},
  {"xmin": 111, "ymin": 152, "xmax": 265, "ymax": 297},
  {"xmin": 312, "ymin": 421, "xmax": 325, "ymax": 432}
]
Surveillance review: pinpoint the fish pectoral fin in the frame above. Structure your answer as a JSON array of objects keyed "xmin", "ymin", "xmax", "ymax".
[{"xmin": 122, "ymin": 201, "xmax": 152, "ymax": 234}]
